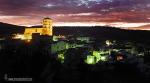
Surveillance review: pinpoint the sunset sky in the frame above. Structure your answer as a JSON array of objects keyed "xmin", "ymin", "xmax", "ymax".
[{"xmin": 0, "ymin": 0, "xmax": 150, "ymax": 30}]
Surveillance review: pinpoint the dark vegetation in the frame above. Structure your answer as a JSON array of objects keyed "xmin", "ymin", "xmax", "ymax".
[{"xmin": 0, "ymin": 22, "xmax": 24, "ymax": 35}]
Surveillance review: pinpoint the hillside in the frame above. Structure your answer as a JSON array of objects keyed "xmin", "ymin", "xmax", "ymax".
[
  {"xmin": 0, "ymin": 23, "xmax": 150, "ymax": 43},
  {"xmin": 0, "ymin": 22, "xmax": 24, "ymax": 35},
  {"xmin": 54, "ymin": 26, "xmax": 150, "ymax": 42}
]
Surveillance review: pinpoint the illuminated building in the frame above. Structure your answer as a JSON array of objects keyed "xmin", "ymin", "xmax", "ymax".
[
  {"xmin": 24, "ymin": 18, "xmax": 53, "ymax": 40},
  {"xmin": 13, "ymin": 18, "xmax": 53, "ymax": 40},
  {"xmin": 85, "ymin": 50, "xmax": 109, "ymax": 64},
  {"xmin": 85, "ymin": 55, "xmax": 96, "ymax": 64},
  {"xmin": 53, "ymin": 35, "xmax": 66, "ymax": 41},
  {"xmin": 57, "ymin": 53, "xmax": 65, "ymax": 63},
  {"xmin": 76, "ymin": 37, "xmax": 90, "ymax": 43},
  {"xmin": 117, "ymin": 55, "xmax": 124, "ymax": 61}
]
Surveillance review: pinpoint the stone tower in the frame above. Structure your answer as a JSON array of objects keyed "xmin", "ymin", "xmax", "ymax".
[{"xmin": 42, "ymin": 18, "xmax": 53, "ymax": 36}]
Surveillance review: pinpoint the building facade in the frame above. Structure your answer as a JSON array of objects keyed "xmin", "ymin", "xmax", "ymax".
[{"xmin": 24, "ymin": 18, "xmax": 53, "ymax": 40}]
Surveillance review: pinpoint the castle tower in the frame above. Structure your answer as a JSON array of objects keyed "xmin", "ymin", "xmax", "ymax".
[{"xmin": 42, "ymin": 18, "xmax": 53, "ymax": 36}]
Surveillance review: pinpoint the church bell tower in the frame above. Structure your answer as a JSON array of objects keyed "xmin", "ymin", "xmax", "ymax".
[{"xmin": 42, "ymin": 18, "xmax": 53, "ymax": 36}]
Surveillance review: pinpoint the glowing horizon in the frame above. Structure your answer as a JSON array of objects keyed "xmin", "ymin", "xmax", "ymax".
[{"xmin": 18, "ymin": 22, "xmax": 150, "ymax": 30}]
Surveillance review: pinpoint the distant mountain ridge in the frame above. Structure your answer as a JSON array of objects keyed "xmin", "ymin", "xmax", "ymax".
[
  {"xmin": 0, "ymin": 22, "xmax": 25, "ymax": 35},
  {"xmin": 0, "ymin": 22, "xmax": 150, "ymax": 43},
  {"xmin": 54, "ymin": 26, "xmax": 150, "ymax": 43}
]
